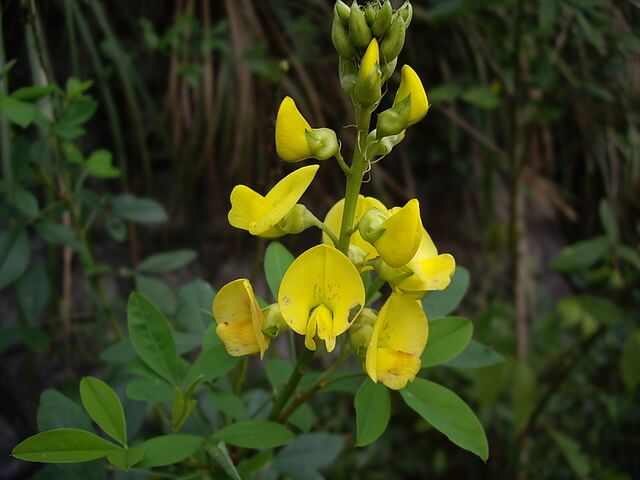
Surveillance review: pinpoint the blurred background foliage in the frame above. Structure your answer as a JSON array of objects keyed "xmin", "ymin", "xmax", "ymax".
[{"xmin": 1, "ymin": 0, "xmax": 639, "ymax": 479}]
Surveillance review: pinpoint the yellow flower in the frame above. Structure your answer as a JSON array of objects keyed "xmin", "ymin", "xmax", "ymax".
[
  {"xmin": 397, "ymin": 228, "xmax": 456, "ymax": 296},
  {"xmin": 358, "ymin": 38, "xmax": 380, "ymax": 84},
  {"xmin": 323, "ymin": 195, "xmax": 387, "ymax": 262},
  {"xmin": 354, "ymin": 38, "xmax": 382, "ymax": 107},
  {"xmin": 213, "ymin": 279, "xmax": 269, "ymax": 358},
  {"xmin": 361, "ymin": 199, "xmax": 423, "ymax": 268},
  {"xmin": 275, "ymin": 97, "xmax": 339, "ymax": 162},
  {"xmin": 393, "ymin": 65, "xmax": 429, "ymax": 126},
  {"xmin": 228, "ymin": 164, "xmax": 319, "ymax": 238},
  {"xmin": 278, "ymin": 244, "xmax": 365, "ymax": 352},
  {"xmin": 365, "ymin": 294, "xmax": 428, "ymax": 390}
]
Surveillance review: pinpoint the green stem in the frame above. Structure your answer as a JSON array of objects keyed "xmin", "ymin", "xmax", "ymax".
[
  {"xmin": 335, "ymin": 149, "xmax": 351, "ymax": 174},
  {"xmin": 336, "ymin": 105, "xmax": 372, "ymax": 254},
  {"xmin": 268, "ymin": 347, "xmax": 314, "ymax": 420}
]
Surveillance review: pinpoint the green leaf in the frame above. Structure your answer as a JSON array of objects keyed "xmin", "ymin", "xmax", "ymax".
[
  {"xmin": 53, "ymin": 100, "xmax": 97, "ymax": 140},
  {"xmin": 172, "ymin": 387, "xmax": 197, "ymax": 432},
  {"xmin": 288, "ymin": 403, "xmax": 314, "ymax": 433},
  {"xmin": 209, "ymin": 441, "xmax": 241, "ymax": 480},
  {"xmin": 65, "ymin": 78, "xmax": 93, "ymax": 98},
  {"xmin": 599, "ymin": 199, "xmax": 618, "ymax": 243},
  {"xmin": 126, "ymin": 377, "xmax": 173, "ymax": 403},
  {"xmin": 264, "ymin": 241, "xmax": 294, "ymax": 299},
  {"xmin": 107, "ymin": 447, "xmax": 144, "ymax": 470},
  {"xmin": 0, "ymin": 94, "xmax": 36, "ymax": 127},
  {"xmin": 138, "ymin": 249, "xmax": 197, "ymax": 273},
  {"xmin": 184, "ymin": 343, "xmax": 239, "ymax": 385},
  {"xmin": 550, "ymin": 236, "xmax": 610, "ymax": 272},
  {"xmin": 12, "ymin": 85, "xmax": 55, "ymax": 101},
  {"xmin": 13, "ymin": 187, "xmax": 39, "ymax": 218},
  {"xmin": 134, "ymin": 274, "xmax": 177, "ymax": 316},
  {"xmin": 421, "ymin": 316, "xmax": 473, "ymax": 368},
  {"xmin": 33, "ymin": 461, "xmax": 106, "ymax": 480},
  {"xmin": 0, "ymin": 228, "xmax": 30, "ymax": 289},
  {"xmin": 620, "ymin": 330, "xmax": 640, "ymax": 390},
  {"xmin": 19, "ymin": 325, "xmax": 50, "ymax": 352},
  {"xmin": 266, "ymin": 358, "xmax": 294, "ymax": 391},
  {"xmin": 212, "ymin": 420, "xmax": 294, "ymax": 449},
  {"xmin": 111, "ymin": 194, "xmax": 168, "ymax": 224},
  {"xmin": 461, "ymin": 86, "xmax": 500, "ymax": 109},
  {"xmin": 17, "ymin": 262, "xmax": 50, "ymax": 324},
  {"xmin": 34, "ymin": 221, "xmax": 83, "ymax": 250},
  {"xmin": 12, "ymin": 428, "xmax": 118, "ymax": 463},
  {"xmin": 211, "ymin": 390, "xmax": 246, "ymax": 419},
  {"xmin": 511, "ymin": 361, "xmax": 537, "ymax": 433},
  {"xmin": 354, "ymin": 379, "xmax": 390, "ymax": 446},
  {"xmin": 37, "ymin": 390, "xmax": 92, "ymax": 432},
  {"xmin": 428, "ymin": 84, "xmax": 463, "ymax": 104},
  {"xmin": 86, "ymin": 149, "xmax": 120, "ymax": 178},
  {"xmin": 618, "ymin": 245, "xmax": 640, "ymax": 271},
  {"xmin": 127, "ymin": 292, "xmax": 180, "ymax": 385},
  {"xmin": 79, "ymin": 377, "xmax": 127, "ymax": 446},
  {"xmin": 557, "ymin": 295, "xmax": 626, "ymax": 333},
  {"xmin": 105, "ymin": 216, "xmax": 127, "ymax": 242},
  {"xmin": 401, "ymin": 378, "xmax": 489, "ymax": 461},
  {"xmin": 176, "ymin": 279, "xmax": 215, "ymax": 333},
  {"xmin": 138, "ymin": 434, "xmax": 203, "ymax": 468},
  {"xmin": 443, "ymin": 340, "xmax": 504, "ymax": 369},
  {"xmin": 422, "ymin": 266, "xmax": 470, "ymax": 319},
  {"xmin": 273, "ymin": 433, "xmax": 344, "ymax": 480},
  {"xmin": 547, "ymin": 428, "xmax": 591, "ymax": 478}
]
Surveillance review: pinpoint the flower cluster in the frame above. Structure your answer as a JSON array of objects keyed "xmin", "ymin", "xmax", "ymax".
[{"xmin": 212, "ymin": 1, "xmax": 454, "ymax": 391}]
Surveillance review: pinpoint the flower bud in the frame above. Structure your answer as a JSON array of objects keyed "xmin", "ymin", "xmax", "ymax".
[
  {"xmin": 334, "ymin": 0, "xmax": 351, "ymax": 25},
  {"xmin": 278, "ymin": 204, "xmax": 317, "ymax": 235},
  {"xmin": 262, "ymin": 303, "xmax": 288, "ymax": 338},
  {"xmin": 339, "ymin": 57, "xmax": 358, "ymax": 95},
  {"xmin": 364, "ymin": 3, "xmax": 377, "ymax": 25},
  {"xmin": 349, "ymin": 308, "xmax": 377, "ymax": 359},
  {"xmin": 305, "ymin": 127, "xmax": 339, "ymax": 160},
  {"xmin": 380, "ymin": 15, "xmax": 405, "ymax": 62},
  {"xmin": 367, "ymin": 130, "xmax": 405, "ymax": 157},
  {"xmin": 376, "ymin": 95, "xmax": 410, "ymax": 138},
  {"xmin": 354, "ymin": 39, "xmax": 382, "ymax": 107},
  {"xmin": 398, "ymin": 1, "xmax": 413, "ymax": 28},
  {"xmin": 332, "ymin": 15, "xmax": 355, "ymax": 59},
  {"xmin": 381, "ymin": 57, "xmax": 397, "ymax": 82},
  {"xmin": 371, "ymin": 0, "xmax": 393, "ymax": 37},
  {"xmin": 394, "ymin": 65, "xmax": 429, "ymax": 125},
  {"xmin": 349, "ymin": 2, "xmax": 372, "ymax": 48},
  {"xmin": 348, "ymin": 244, "xmax": 370, "ymax": 266},
  {"xmin": 359, "ymin": 208, "xmax": 387, "ymax": 243}
]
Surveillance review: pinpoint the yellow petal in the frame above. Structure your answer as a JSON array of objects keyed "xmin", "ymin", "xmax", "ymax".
[
  {"xmin": 275, "ymin": 96, "xmax": 313, "ymax": 162},
  {"xmin": 374, "ymin": 199, "xmax": 423, "ymax": 267},
  {"xmin": 358, "ymin": 39, "xmax": 380, "ymax": 83},
  {"xmin": 399, "ymin": 253, "xmax": 456, "ymax": 294},
  {"xmin": 322, "ymin": 195, "xmax": 388, "ymax": 260},
  {"xmin": 365, "ymin": 294, "xmax": 428, "ymax": 390},
  {"xmin": 278, "ymin": 244, "xmax": 365, "ymax": 351},
  {"xmin": 228, "ymin": 165, "xmax": 319, "ymax": 237},
  {"xmin": 213, "ymin": 279, "xmax": 269, "ymax": 358},
  {"xmin": 394, "ymin": 65, "xmax": 429, "ymax": 125}
]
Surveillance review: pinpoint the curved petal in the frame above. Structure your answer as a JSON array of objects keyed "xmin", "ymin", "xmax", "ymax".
[
  {"xmin": 276, "ymin": 96, "xmax": 313, "ymax": 162},
  {"xmin": 213, "ymin": 279, "xmax": 269, "ymax": 358},
  {"xmin": 228, "ymin": 185, "xmax": 271, "ymax": 232},
  {"xmin": 394, "ymin": 65, "xmax": 429, "ymax": 125},
  {"xmin": 323, "ymin": 195, "xmax": 388, "ymax": 260},
  {"xmin": 399, "ymin": 253, "xmax": 456, "ymax": 293},
  {"xmin": 278, "ymin": 244, "xmax": 365, "ymax": 351},
  {"xmin": 365, "ymin": 294, "xmax": 428, "ymax": 390},
  {"xmin": 374, "ymin": 198, "xmax": 423, "ymax": 267},
  {"xmin": 358, "ymin": 39, "xmax": 380, "ymax": 83}
]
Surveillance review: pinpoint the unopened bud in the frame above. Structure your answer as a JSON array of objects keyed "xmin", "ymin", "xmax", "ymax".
[
  {"xmin": 376, "ymin": 95, "xmax": 410, "ymax": 138},
  {"xmin": 349, "ymin": 2, "xmax": 372, "ymax": 48},
  {"xmin": 332, "ymin": 15, "xmax": 355, "ymax": 59},
  {"xmin": 278, "ymin": 204, "xmax": 317, "ymax": 235},
  {"xmin": 398, "ymin": 1, "xmax": 413, "ymax": 28},
  {"xmin": 381, "ymin": 56, "xmax": 397, "ymax": 82},
  {"xmin": 380, "ymin": 15, "xmax": 405, "ymax": 62},
  {"xmin": 371, "ymin": 0, "xmax": 393, "ymax": 36},
  {"xmin": 262, "ymin": 304, "xmax": 288, "ymax": 338},
  {"xmin": 339, "ymin": 57, "xmax": 358, "ymax": 95},
  {"xmin": 305, "ymin": 127, "xmax": 339, "ymax": 160},
  {"xmin": 334, "ymin": 0, "xmax": 351, "ymax": 25},
  {"xmin": 348, "ymin": 244, "xmax": 369, "ymax": 266},
  {"xmin": 354, "ymin": 39, "xmax": 382, "ymax": 107},
  {"xmin": 364, "ymin": 3, "xmax": 377, "ymax": 25},
  {"xmin": 349, "ymin": 308, "xmax": 377, "ymax": 359},
  {"xmin": 359, "ymin": 208, "xmax": 387, "ymax": 243},
  {"xmin": 367, "ymin": 129, "xmax": 406, "ymax": 157}
]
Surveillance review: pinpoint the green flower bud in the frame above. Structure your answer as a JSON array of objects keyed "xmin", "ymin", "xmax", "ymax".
[
  {"xmin": 359, "ymin": 208, "xmax": 387, "ymax": 243},
  {"xmin": 349, "ymin": 308, "xmax": 377, "ymax": 359},
  {"xmin": 262, "ymin": 303, "xmax": 288, "ymax": 338},
  {"xmin": 376, "ymin": 95, "xmax": 410, "ymax": 138},
  {"xmin": 398, "ymin": 1, "xmax": 413, "ymax": 28},
  {"xmin": 380, "ymin": 15, "xmax": 405, "ymax": 62},
  {"xmin": 371, "ymin": 0, "xmax": 393, "ymax": 37},
  {"xmin": 367, "ymin": 129, "xmax": 406, "ymax": 157},
  {"xmin": 305, "ymin": 127, "xmax": 340, "ymax": 160},
  {"xmin": 349, "ymin": 2, "xmax": 372, "ymax": 48},
  {"xmin": 334, "ymin": 0, "xmax": 351, "ymax": 26},
  {"xmin": 332, "ymin": 15, "xmax": 355, "ymax": 59},
  {"xmin": 381, "ymin": 56, "xmax": 397, "ymax": 82},
  {"xmin": 278, "ymin": 204, "xmax": 317, "ymax": 235},
  {"xmin": 339, "ymin": 57, "xmax": 358, "ymax": 95},
  {"xmin": 348, "ymin": 244, "xmax": 369, "ymax": 266},
  {"xmin": 364, "ymin": 3, "xmax": 377, "ymax": 26},
  {"xmin": 354, "ymin": 39, "xmax": 382, "ymax": 107}
]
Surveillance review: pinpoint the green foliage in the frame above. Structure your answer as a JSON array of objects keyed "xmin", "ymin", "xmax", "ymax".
[
  {"xmin": 212, "ymin": 421, "xmax": 294, "ymax": 449},
  {"xmin": 421, "ymin": 316, "xmax": 473, "ymax": 368},
  {"xmin": 354, "ymin": 379, "xmax": 390, "ymax": 446},
  {"xmin": 264, "ymin": 241, "xmax": 295, "ymax": 299},
  {"xmin": 79, "ymin": 377, "xmax": 128, "ymax": 446},
  {"xmin": 12, "ymin": 429, "xmax": 118, "ymax": 463}
]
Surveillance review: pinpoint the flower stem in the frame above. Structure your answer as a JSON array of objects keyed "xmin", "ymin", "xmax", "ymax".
[
  {"xmin": 337, "ymin": 105, "xmax": 372, "ymax": 255},
  {"xmin": 269, "ymin": 347, "xmax": 314, "ymax": 420}
]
